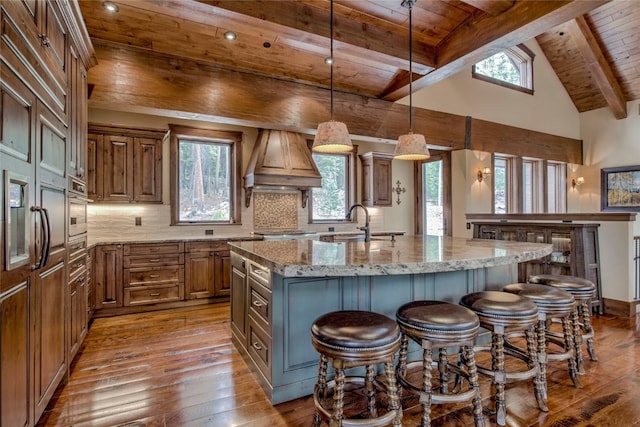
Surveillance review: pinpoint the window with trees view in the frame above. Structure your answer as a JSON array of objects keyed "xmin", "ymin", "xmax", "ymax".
[
  {"xmin": 310, "ymin": 148, "xmax": 356, "ymax": 222},
  {"xmin": 472, "ymin": 44, "xmax": 534, "ymax": 94},
  {"xmin": 169, "ymin": 125, "xmax": 242, "ymax": 225},
  {"xmin": 493, "ymin": 154, "xmax": 566, "ymax": 214}
]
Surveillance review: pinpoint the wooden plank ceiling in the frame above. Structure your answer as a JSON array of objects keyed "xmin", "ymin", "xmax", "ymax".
[{"xmin": 79, "ymin": 0, "xmax": 635, "ymax": 131}]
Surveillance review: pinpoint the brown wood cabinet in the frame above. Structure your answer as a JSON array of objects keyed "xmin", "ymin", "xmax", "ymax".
[
  {"xmin": 230, "ymin": 252, "xmax": 248, "ymax": 345},
  {"xmin": 185, "ymin": 241, "xmax": 231, "ymax": 299},
  {"xmin": 67, "ymin": 236, "xmax": 88, "ymax": 362},
  {"xmin": 473, "ymin": 221, "xmax": 603, "ymax": 313},
  {"xmin": 123, "ymin": 243, "xmax": 185, "ymax": 306},
  {"xmin": 359, "ymin": 152, "xmax": 393, "ymax": 207},
  {"xmin": 94, "ymin": 244, "xmax": 123, "ymax": 309},
  {"xmin": 87, "ymin": 124, "xmax": 164, "ymax": 203}
]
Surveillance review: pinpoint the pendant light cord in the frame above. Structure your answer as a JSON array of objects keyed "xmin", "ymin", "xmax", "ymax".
[
  {"xmin": 330, "ymin": 0, "xmax": 334, "ymax": 120},
  {"xmin": 408, "ymin": 2, "xmax": 413, "ymax": 133}
]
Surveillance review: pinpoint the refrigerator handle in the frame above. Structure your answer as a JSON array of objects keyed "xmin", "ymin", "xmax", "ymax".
[
  {"xmin": 30, "ymin": 206, "xmax": 50, "ymax": 270},
  {"xmin": 41, "ymin": 207, "xmax": 51, "ymax": 267}
]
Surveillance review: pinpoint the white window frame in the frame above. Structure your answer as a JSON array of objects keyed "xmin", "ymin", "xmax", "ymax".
[{"xmin": 472, "ymin": 44, "xmax": 535, "ymax": 94}]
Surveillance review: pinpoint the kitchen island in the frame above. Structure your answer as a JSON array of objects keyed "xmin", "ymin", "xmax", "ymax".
[{"xmin": 228, "ymin": 235, "xmax": 551, "ymax": 404}]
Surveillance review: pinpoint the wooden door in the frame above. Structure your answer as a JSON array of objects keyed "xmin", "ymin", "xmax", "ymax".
[
  {"xmin": 185, "ymin": 250, "xmax": 214, "ymax": 299},
  {"xmin": 86, "ymin": 132, "xmax": 100, "ymax": 200},
  {"xmin": 94, "ymin": 245, "xmax": 123, "ymax": 309},
  {"xmin": 214, "ymin": 250, "xmax": 231, "ymax": 297}
]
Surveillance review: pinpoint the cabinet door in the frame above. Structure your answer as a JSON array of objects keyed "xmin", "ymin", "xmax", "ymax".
[
  {"xmin": 86, "ymin": 132, "xmax": 101, "ymax": 200},
  {"xmin": 1, "ymin": 282, "xmax": 30, "ymax": 427},
  {"xmin": 103, "ymin": 135, "xmax": 133, "ymax": 202},
  {"xmin": 68, "ymin": 45, "xmax": 88, "ymax": 181},
  {"xmin": 185, "ymin": 251, "xmax": 214, "ymax": 299},
  {"xmin": 94, "ymin": 245, "xmax": 123, "ymax": 309},
  {"xmin": 68, "ymin": 271, "xmax": 87, "ymax": 361},
  {"xmin": 33, "ymin": 261, "xmax": 66, "ymax": 421},
  {"xmin": 371, "ymin": 156, "xmax": 392, "ymax": 206},
  {"xmin": 230, "ymin": 254, "xmax": 247, "ymax": 346},
  {"xmin": 214, "ymin": 250, "xmax": 231, "ymax": 297},
  {"xmin": 133, "ymin": 137, "xmax": 162, "ymax": 202}
]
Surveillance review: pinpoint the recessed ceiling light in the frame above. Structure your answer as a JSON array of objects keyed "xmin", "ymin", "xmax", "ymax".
[
  {"xmin": 263, "ymin": 42, "xmax": 271, "ymax": 48},
  {"xmin": 102, "ymin": 1, "xmax": 118, "ymax": 13},
  {"xmin": 224, "ymin": 31, "xmax": 237, "ymax": 41},
  {"xmin": 324, "ymin": 56, "xmax": 334, "ymax": 65}
]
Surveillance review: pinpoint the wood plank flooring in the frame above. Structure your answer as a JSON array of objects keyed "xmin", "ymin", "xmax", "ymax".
[{"xmin": 37, "ymin": 303, "xmax": 640, "ymax": 426}]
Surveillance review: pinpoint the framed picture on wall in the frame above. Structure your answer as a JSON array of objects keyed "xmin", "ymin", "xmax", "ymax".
[{"xmin": 601, "ymin": 165, "xmax": 640, "ymax": 212}]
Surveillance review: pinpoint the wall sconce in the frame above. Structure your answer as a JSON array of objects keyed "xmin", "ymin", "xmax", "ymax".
[
  {"xmin": 571, "ymin": 176, "xmax": 585, "ymax": 188},
  {"xmin": 477, "ymin": 167, "xmax": 491, "ymax": 182}
]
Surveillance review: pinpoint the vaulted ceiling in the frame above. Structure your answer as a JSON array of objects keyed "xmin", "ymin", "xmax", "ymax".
[{"xmin": 79, "ymin": 0, "xmax": 639, "ymax": 125}]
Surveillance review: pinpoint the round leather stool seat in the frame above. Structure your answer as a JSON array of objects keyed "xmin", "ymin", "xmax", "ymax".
[
  {"xmin": 528, "ymin": 274, "xmax": 596, "ymax": 299},
  {"xmin": 311, "ymin": 311, "xmax": 402, "ymax": 427},
  {"xmin": 396, "ymin": 300, "xmax": 479, "ymax": 341},
  {"xmin": 311, "ymin": 310, "xmax": 400, "ymax": 360},
  {"xmin": 503, "ymin": 283, "xmax": 575, "ymax": 316},
  {"xmin": 395, "ymin": 300, "xmax": 485, "ymax": 426},
  {"xmin": 460, "ymin": 291, "xmax": 538, "ymax": 327}
]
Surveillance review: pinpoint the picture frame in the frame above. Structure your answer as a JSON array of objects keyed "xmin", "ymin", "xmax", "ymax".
[{"xmin": 600, "ymin": 165, "xmax": 640, "ymax": 212}]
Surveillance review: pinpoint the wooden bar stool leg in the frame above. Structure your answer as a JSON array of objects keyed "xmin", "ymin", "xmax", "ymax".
[
  {"xmin": 562, "ymin": 315, "xmax": 581, "ymax": 388},
  {"xmin": 463, "ymin": 344, "xmax": 486, "ymax": 427},
  {"xmin": 438, "ymin": 348, "xmax": 449, "ymax": 393},
  {"xmin": 580, "ymin": 301, "xmax": 598, "ymax": 361},
  {"xmin": 533, "ymin": 319, "xmax": 548, "ymax": 401},
  {"xmin": 331, "ymin": 361, "xmax": 345, "ymax": 427},
  {"xmin": 383, "ymin": 360, "xmax": 402, "ymax": 427},
  {"xmin": 491, "ymin": 331, "xmax": 507, "ymax": 426},
  {"xmin": 365, "ymin": 364, "xmax": 377, "ymax": 418},
  {"xmin": 526, "ymin": 326, "xmax": 548, "ymax": 411},
  {"xmin": 572, "ymin": 308, "xmax": 586, "ymax": 374},
  {"xmin": 421, "ymin": 343, "xmax": 434, "ymax": 427},
  {"xmin": 397, "ymin": 334, "xmax": 409, "ymax": 398},
  {"xmin": 313, "ymin": 354, "xmax": 329, "ymax": 427}
]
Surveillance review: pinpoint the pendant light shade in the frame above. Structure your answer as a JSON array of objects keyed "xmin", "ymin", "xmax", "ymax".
[
  {"xmin": 313, "ymin": 0, "xmax": 353, "ymax": 153},
  {"xmin": 394, "ymin": 0, "xmax": 430, "ymax": 161},
  {"xmin": 313, "ymin": 120, "xmax": 352, "ymax": 153}
]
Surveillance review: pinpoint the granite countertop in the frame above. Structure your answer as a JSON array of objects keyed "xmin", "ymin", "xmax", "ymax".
[{"xmin": 228, "ymin": 235, "xmax": 552, "ymax": 277}]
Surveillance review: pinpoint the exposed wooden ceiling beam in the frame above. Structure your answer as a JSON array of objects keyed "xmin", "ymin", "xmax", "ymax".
[
  {"xmin": 382, "ymin": 0, "xmax": 610, "ymax": 101},
  {"xmin": 565, "ymin": 16, "xmax": 627, "ymax": 119},
  {"xmin": 196, "ymin": 0, "xmax": 435, "ymax": 74},
  {"xmin": 87, "ymin": 43, "xmax": 463, "ymax": 149},
  {"xmin": 459, "ymin": 0, "xmax": 515, "ymax": 16}
]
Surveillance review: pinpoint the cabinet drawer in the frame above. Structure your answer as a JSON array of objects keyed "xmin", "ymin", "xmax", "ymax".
[
  {"xmin": 124, "ymin": 266, "xmax": 184, "ymax": 287},
  {"xmin": 124, "ymin": 242, "xmax": 184, "ymax": 256},
  {"xmin": 124, "ymin": 253, "xmax": 184, "ymax": 268},
  {"xmin": 68, "ymin": 254, "xmax": 87, "ymax": 278},
  {"xmin": 124, "ymin": 283, "xmax": 184, "ymax": 306},
  {"xmin": 231, "ymin": 252, "xmax": 246, "ymax": 272},
  {"xmin": 68, "ymin": 237, "xmax": 88, "ymax": 258},
  {"xmin": 247, "ymin": 319, "xmax": 271, "ymax": 381},
  {"xmin": 249, "ymin": 279, "xmax": 271, "ymax": 327},
  {"xmin": 248, "ymin": 261, "xmax": 270, "ymax": 289},
  {"xmin": 185, "ymin": 241, "xmax": 228, "ymax": 252}
]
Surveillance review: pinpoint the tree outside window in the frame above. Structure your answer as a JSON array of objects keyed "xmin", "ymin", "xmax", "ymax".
[
  {"xmin": 311, "ymin": 153, "xmax": 348, "ymax": 221},
  {"xmin": 472, "ymin": 44, "xmax": 534, "ymax": 94}
]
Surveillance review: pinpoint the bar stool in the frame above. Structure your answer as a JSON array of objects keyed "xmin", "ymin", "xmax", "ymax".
[
  {"xmin": 528, "ymin": 274, "xmax": 598, "ymax": 374},
  {"xmin": 502, "ymin": 283, "xmax": 580, "ymax": 393},
  {"xmin": 311, "ymin": 310, "xmax": 402, "ymax": 427},
  {"xmin": 395, "ymin": 300, "xmax": 485, "ymax": 427},
  {"xmin": 460, "ymin": 291, "xmax": 547, "ymax": 426}
]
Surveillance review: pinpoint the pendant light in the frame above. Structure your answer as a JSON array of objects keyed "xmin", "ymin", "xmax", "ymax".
[
  {"xmin": 394, "ymin": 0, "xmax": 430, "ymax": 160},
  {"xmin": 312, "ymin": 0, "xmax": 353, "ymax": 153}
]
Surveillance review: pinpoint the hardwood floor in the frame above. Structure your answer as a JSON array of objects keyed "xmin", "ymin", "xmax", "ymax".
[{"xmin": 38, "ymin": 303, "xmax": 640, "ymax": 427}]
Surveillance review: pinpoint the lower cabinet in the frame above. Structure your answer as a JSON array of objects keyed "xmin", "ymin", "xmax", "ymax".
[
  {"xmin": 230, "ymin": 252, "xmax": 248, "ymax": 345},
  {"xmin": 185, "ymin": 241, "xmax": 230, "ymax": 300},
  {"xmin": 94, "ymin": 244, "xmax": 123, "ymax": 309},
  {"xmin": 67, "ymin": 236, "xmax": 88, "ymax": 362},
  {"xmin": 0, "ymin": 282, "xmax": 30, "ymax": 427}
]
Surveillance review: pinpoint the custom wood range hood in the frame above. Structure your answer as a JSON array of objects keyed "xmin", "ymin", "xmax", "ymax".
[{"xmin": 244, "ymin": 129, "xmax": 322, "ymax": 208}]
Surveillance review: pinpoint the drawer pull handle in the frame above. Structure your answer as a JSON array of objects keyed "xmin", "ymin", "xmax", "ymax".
[
  {"xmin": 252, "ymin": 342, "xmax": 263, "ymax": 351},
  {"xmin": 252, "ymin": 300, "xmax": 263, "ymax": 308},
  {"xmin": 148, "ymin": 259, "xmax": 160, "ymax": 262},
  {"xmin": 149, "ymin": 274, "xmax": 160, "ymax": 278},
  {"xmin": 149, "ymin": 292, "xmax": 161, "ymax": 297}
]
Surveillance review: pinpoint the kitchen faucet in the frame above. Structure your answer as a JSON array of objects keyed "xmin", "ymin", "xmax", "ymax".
[{"xmin": 346, "ymin": 204, "xmax": 370, "ymax": 242}]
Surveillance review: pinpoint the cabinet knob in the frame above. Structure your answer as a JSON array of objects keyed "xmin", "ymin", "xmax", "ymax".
[
  {"xmin": 252, "ymin": 342, "xmax": 263, "ymax": 351},
  {"xmin": 38, "ymin": 34, "xmax": 51, "ymax": 47}
]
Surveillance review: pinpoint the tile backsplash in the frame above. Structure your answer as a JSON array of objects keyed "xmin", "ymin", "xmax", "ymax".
[{"xmin": 253, "ymin": 192, "xmax": 298, "ymax": 229}]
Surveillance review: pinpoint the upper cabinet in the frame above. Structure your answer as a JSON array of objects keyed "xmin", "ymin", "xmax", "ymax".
[
  {"xmin": 359, "ymin": 152, "xmax": 393, "ymax": 207},
  {"xmin": 88, "ymin": 124, "xmax": 165, "ymax": 203}
]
